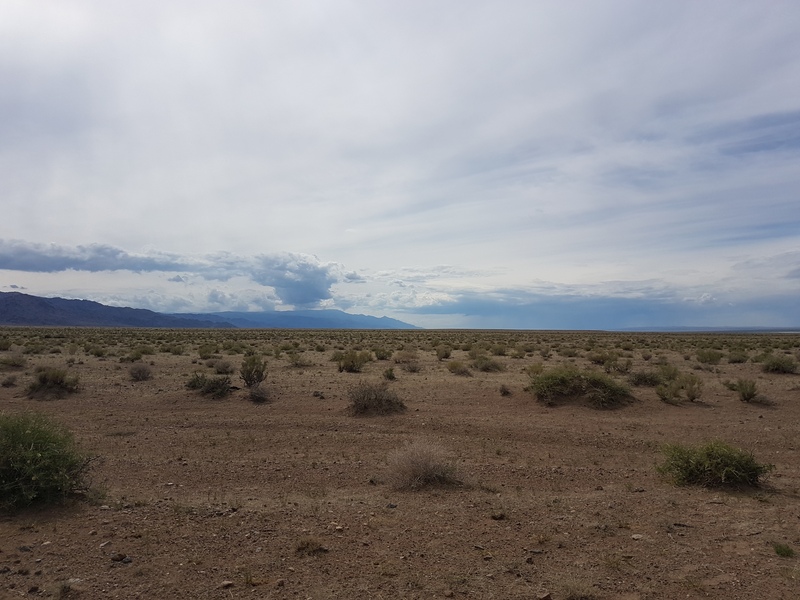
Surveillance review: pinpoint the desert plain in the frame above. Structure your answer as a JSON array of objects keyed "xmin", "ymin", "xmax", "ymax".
[{"xmin": 1, "ymin": 327, "xmax": 799, "ymax": 599}]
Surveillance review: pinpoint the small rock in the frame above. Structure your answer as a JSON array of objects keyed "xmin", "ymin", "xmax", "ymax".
[
  {"xmin": 536, "ymin": 593, "xmax": 552, "ymax": 600},
  {"xmin": 27, "ymin": 585, "xmax": 40, "ymax": 594},
  {"xmin": 110, "ymin": 552, "xmax": 127, "ymax": 562},
  {"xmin": 444, "ymin": 590, "xmax": 454, "ymax": 598},
  {"xmin": 386, "ymin": 503, "xmax": 397, "ymax": 509},
  {"xmin": 219, "ymin": 580, "xmax": 234, "ymax": 589},
  {"xmin": 275, "ymin": 579, "xmax": 286, "ymax": 587},
  {"xmin": 631, "ymin": 534, "xmax": 644, "ymax": 541}
]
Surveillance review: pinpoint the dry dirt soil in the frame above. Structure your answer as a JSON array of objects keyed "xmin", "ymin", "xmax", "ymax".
[{"xmin": 1, "ymin": 328, "xmax": 799, "ymax": 600}]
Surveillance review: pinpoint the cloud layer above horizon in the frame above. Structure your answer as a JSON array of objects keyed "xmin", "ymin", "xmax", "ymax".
[{"xmin": 2, "ymin": 1, "xmax": 799, "ymax": 328}]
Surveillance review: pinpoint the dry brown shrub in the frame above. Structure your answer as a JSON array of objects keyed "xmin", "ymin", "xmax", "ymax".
[{"xmin": 386, "ymin": 439, "xmax": 461, "ymax": 490}]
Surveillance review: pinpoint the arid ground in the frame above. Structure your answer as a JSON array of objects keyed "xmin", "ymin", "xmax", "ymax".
[{"xmin": 1, "ymin": 328, "xmax": 799, "ymax": 599}]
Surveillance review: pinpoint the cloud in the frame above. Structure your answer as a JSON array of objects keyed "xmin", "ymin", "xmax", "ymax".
[{"xmin": 0, "ymin": 239, "xmax": 348, "ymax": 308}]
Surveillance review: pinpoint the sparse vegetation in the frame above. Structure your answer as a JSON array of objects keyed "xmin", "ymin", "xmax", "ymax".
[
  {"xmin": 347, "ymin": 381, "xmax": 406, "ymax": 416},
  {"xmin": 773, "ymin": 542, "xmax": 795, "ymax": 558},
  {"xmin": 334, "ymin": 349, "xmax": 372, "ymax": 373},
  {"xmin": 240, "ymin": 355, "xmax": 267, "ymax": 387},
  {"xmin": 529, "ymin": 366, "xmax": 632, "ymax": 409},
  {"xmin": 658, "ymin": 440, "xmax": 773, "ymax": 487},
  {"xmin": 27, "ymin": 367, "xmax": 80, "ymax": 399},
  {"xmin": 186, "ymin": 373, "xmax": 232, "ymax": 399},
  {"xmin": 762, "ymin": 355, "xmax": 797, "ymax": 374},
  {"xmin": 129, "ymin": 363, "xmax": 152, "ymax": 382},
  {"xmin": 0, "ymin": 412, "xmax": 91, "ymax": 510},
  {"xmin": 446, "ymin": 360, "xmax": 472, "ymax": 376}
]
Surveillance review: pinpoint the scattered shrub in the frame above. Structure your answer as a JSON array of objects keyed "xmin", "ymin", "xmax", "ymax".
[
  {"xmin": 696, "ymin": 349, "xmax": 724, "ymax": 365},
  {"xmin": 472, "ymin": 356, "xmax": 505, "ymax": 372},
  {"xmin": 0, "ymin": 353, "xmax": 26, "ymax": 369},
  {"xmin": 336, "ymin": 350, "xmax": 372, "ymax": 373},
  {"xmin": 773, "ymin": 543, "xmax": 795, "ymax": 558},
  {"xmin": 529, "ymin": 367, "xmax": 632, "ymax": 409},
  {"xmin": 0, "ymin": 412, "xmax": 91, "ymax": 510},
  {"xmin": 347, "ymin": 381, "xmax": 406, "ymax": 416},
  {"xmin": 383, "ymin": 367, "xmax": 396, "ymax": 381},
  {"xmin": 762, "ymin": 355, "xmax": 797, "ymax": 374},
  {"xmin": 393, "ymin": 349, "xmax": 419, "ymax": 364},
  {"xmin": 373, "ymin": 347, "xmax": 393, "ymax": 361},
  {"xmin": 658, "ymin": 440, "xmax": 773, "ymax": 487},
  {"xmin": 734, "ymin": 379, "xmax": 758, "ymax": 402},
  {"xmin": 186, "ymin": 373, "xmax": 231, "ymax": 399},
  {"xmin": 499, "ymin": 384, "xmax": 512, "ymax": 396},
  {"xmin": 401, "ymin": 361, "xmax": 422, "ymax": 373},
  {"xmin": 447, "ymin": 361, "xmax": 472, "ymax": 376},
  {"xmin": 628, "ymin": 370, "xmax": 662, "ymax": 387},
  {"xmin": 287, "ymin": 351, "xmax": 311, "ymax": 368},
  {"xmin": 27, "ymin": 368, "xmax": 79, "ymax": 399},
  {"xmin": 240, "ymin": 355, "xmax": 267, "ymax": 387},
  {"xmin": 435, "ymin": 345, "xmax": 452, "ymax": 361},
  {"xmin": 129, "ymin": 364, "xmax": 152, "ymax": 382},
  {"xmin": 248, "ymin": 383, "xmax": 270, "ymax": 403},
  {"xmin": 727, "ymin": 350, "xmax": 749, "ymax": 364},
  {"xmin": 1, "ymin": 375, "xmax": 16, "ymax": 388},
  {"xmin": 386, "ymin": 440, "xmax": 461, "ymax": 490},
  {"xmin": 214, "ymin": 360, "xmax": 235, "ymax": 375},
  {"xmin": 197, "ymin": 343, "xmax": 218, "ymax": 360}
]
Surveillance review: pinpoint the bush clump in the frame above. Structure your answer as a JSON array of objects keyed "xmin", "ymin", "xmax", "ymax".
[
  {"xmin": 761, "ymin": 355, "xmax": 797, "ymax": 374},
  {"xmin": 129, "ymin": 364, "xmax": 152, "ymax": 382},
  {"xmin": 240, "ymin": 355, "xmax": 267, "ymax": 387},
  {"xmin": 0, "ymin": 412, "xmax": 91, "ymax": 511},
  {"xmin": 186, "ymin": 373, "xmax": 232, "ymax": 399},
  {"xmin": 529, "ymin": 366, "xmax": 632, "ymax": 409},
  {"xmin": 386, "ymin": 440, "xmax": 461, "ymax": 490},
  {"xmin": 334, "ymin": 350, "xmax": 372, "ymax": 373},
  {"xmin": 27, "ymin": 368, "xmax": 79, "ymax": 399},
  {"xmin": 658, "ymin": 440, "xmax": 773, "ymax": 487},
  {"xmin": 348, "ymin": 381, "xmax": 406, "ymax": 416},
  {"xmin": 447, "ymin": 360, "xmax": 472, "ymax": 376},
  {"xmin": 472, "ymin": 356, "xmax": 505, "ymax": 372}
]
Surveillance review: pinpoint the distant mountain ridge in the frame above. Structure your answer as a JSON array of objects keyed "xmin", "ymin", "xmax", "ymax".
[{"xmin": 0, "ymin": 292, "xmax": 419, "ymax": 329}]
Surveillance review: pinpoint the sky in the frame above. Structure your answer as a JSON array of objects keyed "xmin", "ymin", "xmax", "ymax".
[{"xmin": 1, "ymin": 0, "xmax": 799, "ymax": 329}]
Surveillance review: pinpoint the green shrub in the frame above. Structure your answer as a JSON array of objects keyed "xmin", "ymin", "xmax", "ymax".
[
  {"xmin": 200, "ymin": 375, "xmax": 231, "ymax": 399},
  {"xmin": 386, "ymin": 440, "xmax": 461, "ymax": 490},
  {"xmin": 529, "ymin": 366, "xmax": 632, "ymax": 409},
  {"xmin": 336, "ymin": 350, "xmax": 372, "ymax": 373},
  {"xmin": 348, "ymin": 381, "xmax": 406, "ymax": 416},
  {"xmin": 727, "ymin": 350, "xmax": 749, "ymax": 364},
  {"xmin": 658, "ymin": 440, "xmax": 773, "ymax": 487},
  {"xmin": 197, "ymin": 343, "xmax": 218, "ymax": 360},
  {"xmin": 628, "ymin": 370, "xmax": 662, "ymax": 387},
  {"xmin": 696, "ymin": 349, "xmax": 724, "ymax": 365},
  {"xmin": 240, "ymin": 355, "xmax": 267, "ymax": 387},
  {"xmin": 435, "ymin": 345, "xmax": 452, "ymax": 361},
  {"xmin": 773, "ymin": 543, "xmax": 795, "ymax": 558},
  {"xmin": 129, "ymin": 364, "xmax": 152, "ymax": 382},
  {"xmin": 733, "ymin": 379, "xmax": 758, "ymax": 402},
  {"xmin": 0, "ymin": 353, "xmax": 26, "ymax": 369},
  {"xmin": 0, "ymin": 413, "xmax": 91, "ymax": 510},
  {"xmin": 214, "ymin": 360, "xmax": 235, "ymax": 375},
  {"xmin": 186, "ymin": 373, "xmax": 231, "ymax": 398},
  {"xmin": 27, "ymin": 368, "xmax": 79, "ymax": 399},
  {"xmin": 373, "ymin": 347, "xmax": 393, "ymax": 361},
  {"xmin": 447, "ymin": 360, "xmax": 472, "ymax": 376},
  {"xmin": 762, "ymin": 355, "xmax": 797, "ymax": 374},
  {"xmin": 248, "ymin": 383, "xmax": 270, "ymax": 404},
  {"xmin": 0, "ymin": 338, "xmax": 11, "ymax": 351},
  {"xmin": 472, "ymin": 356, "xmax": 505, "ymax": 372},
  {"xmin": 383, "ymin": 367, "xmax": 396, "ymax": 381}
]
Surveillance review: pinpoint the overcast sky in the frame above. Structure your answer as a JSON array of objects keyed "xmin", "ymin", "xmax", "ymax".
[{"xmin": 2, "ymin": 1, "xmax": 799, "ymax": 329}]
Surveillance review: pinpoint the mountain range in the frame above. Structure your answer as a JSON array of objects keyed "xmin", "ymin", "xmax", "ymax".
[{"xmin": 0, "ymin": 292, "xmax": 419, "ymax": 329}]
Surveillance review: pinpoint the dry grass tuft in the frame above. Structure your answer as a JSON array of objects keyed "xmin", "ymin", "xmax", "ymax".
[{"xmin": 386, "ymin": 440, "xmax": 462, "ymax": 490}]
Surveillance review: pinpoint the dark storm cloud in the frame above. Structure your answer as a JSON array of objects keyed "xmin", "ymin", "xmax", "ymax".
[{"xmin": 0, "ymin": 239, "xmax": 348, "ymax": 308}]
